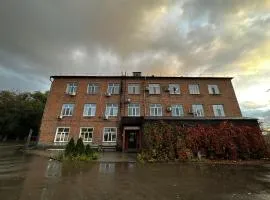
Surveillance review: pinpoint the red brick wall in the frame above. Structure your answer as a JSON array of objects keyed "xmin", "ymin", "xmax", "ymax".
[{"xmin": 39, "ymin": 76, "xmax": 242, "ymax": 145}]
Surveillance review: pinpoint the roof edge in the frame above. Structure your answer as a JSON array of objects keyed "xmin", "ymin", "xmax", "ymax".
[{"xmin": 50, "ymin": 75, "xmax": 233, "ymax": 80}]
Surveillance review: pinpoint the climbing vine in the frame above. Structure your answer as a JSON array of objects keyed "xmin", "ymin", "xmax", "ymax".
[{"xmin": 140, "ymin": 121, "xmax": 268, "ymax": 161}]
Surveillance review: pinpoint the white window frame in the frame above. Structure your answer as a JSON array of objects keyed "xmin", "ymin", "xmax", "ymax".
[
  {"xmin": 189, "ymin": 84, "xmax": 200, "ymax": 94},
  {"xmin": 66, "ymin": 83, "xmax": 77, "ymax": 94},
  {"xmin": 150, "ymin": 104, "xmax": 163, "ymax": 116},
  {"xmin": 83, "ymin": 104, "xmax": 96, "ymax": 117},
  {"xmin": 192, "ymin": 104, "xmax": 204, "ymax": 117},
  {"xmin": 103, "ymin": 127, "xmax": 117, "ymax": 142},
  {"xmin": 54, "ymin": 127, "xmax": 70, "ymax": 143},
  {"xmin": 128, "ymin": 84, "xmax": 140, "ymax": 94},
  {"xmin": 171, "ymin": 104, "xmax": 184, "ymax": 116},
  {"xmin": 107, "ymin": 83, "xmax": 120, "ymax": 94},
  {"xmin": 87, "ymin": 83, "xmax": 99, "ymax": 94},
  {"xmin": 61, "ymin": 104, "xmax": 74, "ymax": 116},
  {"xmin": 169, "ymin": 84, "xmax": 180, "ymax": 94},
  {"xmin": 79, "ymin": 127, "xmax": 94, "ymax": 142},
  {"xmin": 149, "ymin": 84, "xmax": 160, "ymax": 94},
  {"xmin": 128, "ymin": 103, "xmax": 140, "ymax": 116},
  {"xmin": 208, "ymin": 85, "xmax": 220, "ymax": 95},
  {"xmin": 213, "ymin": 104, "xmax": 225, "ymax": 117},
  {"xmin": 105, "ymin": 104, "xmax": 119, "ymax": 117}
]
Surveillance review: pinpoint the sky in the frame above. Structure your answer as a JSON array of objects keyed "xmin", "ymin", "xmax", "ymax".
[{"xmin": 0, "ymin": 0, "xmax": 269, "ymax": 127}]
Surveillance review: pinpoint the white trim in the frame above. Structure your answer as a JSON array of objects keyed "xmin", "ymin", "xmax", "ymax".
[
  {"xmin": 124, "ymin": 126, "xmax": 140, "ymax": 130},
  {"xmin": 103, "ymin": 127, "xmax": 117, "ymax": 142},
  {"xmin": 54, "ymin": 127, "xmax": 70, "ymax": 143},
  {"xmin": 79, "ymin": 127, "xmax": 94, "ymax": 142}
]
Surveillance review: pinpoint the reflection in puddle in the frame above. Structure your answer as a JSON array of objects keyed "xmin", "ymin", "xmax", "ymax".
[
  {"xmin": 99, "ymin": 163, "xmax": 115, "ymax": 173},
  {"xmin": 46, "ymin": 160, "xmax": 62, "ymax": 178}
]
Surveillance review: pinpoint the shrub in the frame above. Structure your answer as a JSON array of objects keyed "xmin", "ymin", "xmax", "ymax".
[
  {"xmin": 141, "ymin": 121, "xmax": 268, "ymax": 162},
  {"xmin": 65, "ymin": 137, "xmax": 76, "ymax": 156},
  {"xmin": 75, "ymin": 138, "xmax": 85, "ymax": 155},
  {"xmin": 85, "ymin": 144, "xmax": 93, "ymax": 156}
]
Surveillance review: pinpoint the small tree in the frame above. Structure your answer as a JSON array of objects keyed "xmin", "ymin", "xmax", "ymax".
[
  {"xmin": 76, "ymin": 138, "xmax": 85, "ymax": 155},
  {"xmin": 85, "ymin": 144, "xmax": 93, "ymax": 156},
  {"xmin": 65, "ymin": 137, "xmax": 75, "ymax": 156}
]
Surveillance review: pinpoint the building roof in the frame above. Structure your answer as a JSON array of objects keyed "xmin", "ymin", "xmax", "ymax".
[{"xmin": 50, "ymin": 75, "xmax": 233, "ymax": 80}]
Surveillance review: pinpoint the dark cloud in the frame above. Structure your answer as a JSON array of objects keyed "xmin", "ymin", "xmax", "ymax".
[{"xmin": 0, "ymin": 0, "xmax": 269, "ymax": 125}]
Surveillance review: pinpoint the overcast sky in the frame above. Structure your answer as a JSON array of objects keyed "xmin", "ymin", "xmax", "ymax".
[{"xmin": 0, "ymin": 0, "xmax": 269, "ymax": 127}]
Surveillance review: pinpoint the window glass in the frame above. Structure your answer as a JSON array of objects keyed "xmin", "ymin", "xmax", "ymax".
[
  {"xmin": 87, "ymin": 84, "xmax": 99, "ymax": 94},
  {"xmin": 171, "ymin": 104, "xmax": 184, "ymax": 116},
  {"xmin": 150, "ymin": 104, "xmax": 162, "ymax": 116},
  {"xmin": 61, "ymin": 104, "xmax": 74, "ymax": 116},
  {"xmin": 105, "ymin": 104, "xmax": 118, "ymax": 117},
  {"xmin": 128, "ymin": 84, "xmax": 140, "ymax": 94},
  {"xmin": 128, "ymin": 103, "xmax": 140, "ymax": 116},
  {"xmin": 208, "ymin": 85, "xmax": 220, "ymax": 94},
  {"xmin": 55, "ymin": 127, "xmax": 70, "ymax": 142},
  {"xmin": 192, "ymin": 104, "xmax": 204, "ymax": 117},
  {"xmin": 149, "ymin": 84, "xmax": 160, "ymax": 94},
  {"xmin": 213, "ymin": 105, "xmax": 225, "ymax": 117},
  {"xmin": 189, "ymin": 84, "xmax": 200, "ymax": 94},
  {"xmin": 66, "ymin": 83, "xmax": 77, "ymax": 94},
  {"xmin": 83, "ymin": 104, "xmax": 96, "ymax": 116},
  {"xmin": 169, "ymin": 84, "xmax": 180, "ymax": 94},
  {"xmin": 107, "ymin": 83, "xmax": 120, "ymax": 94},
  {"xmin": 80, "ymin": 127, "xmax": 93, "ymax": 142},
  {"xmin": 103, "ymin": 128, "xmax": 117, "ymax": 142}
]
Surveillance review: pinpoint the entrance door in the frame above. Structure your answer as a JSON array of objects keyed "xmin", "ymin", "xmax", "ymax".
[{"xmin": 127, "ymin": 131, "xmax": 137, "ymax": 149}]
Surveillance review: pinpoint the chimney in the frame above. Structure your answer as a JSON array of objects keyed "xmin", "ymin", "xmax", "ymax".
[{"xmin": 132, "ymin": 72, "xmax": 142, "ymax": 77}]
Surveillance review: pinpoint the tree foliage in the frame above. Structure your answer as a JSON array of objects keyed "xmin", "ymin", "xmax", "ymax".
[{"xmin": 0, "ymin": 90, "xmax": 48, "ymax": 140}]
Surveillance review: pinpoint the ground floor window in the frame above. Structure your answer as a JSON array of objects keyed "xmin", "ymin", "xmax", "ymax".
[
  {"xmin": 80, "ymin": 127, "xmax": 93, "ymax": 142},
  {"xmin": 54, "ymin": 127, "xmax": 69, "ymax": 142},
  {"xmin": 103, "ymin": 127, "xmax": 117, "ymax": 142}
]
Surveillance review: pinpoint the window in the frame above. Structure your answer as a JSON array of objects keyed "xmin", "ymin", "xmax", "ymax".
[
  {"xmin": 169, "ymin": 84, "xmax": 180, "ymax": 94},
  {"xmin": 128, "ymin": 103, "xmax": 140, "ymax": 116},
  {"xmin": 213, "ymin": 105, "xmax": 225, "ymax": 117},
  {"xmin": 192, "ymin": 104, "xmax": 204, "ymax": 117},
  {"xmin": 189, "ymin": 84, "xmax": 200, "ymax": 94},
  {"xmin": 107, "ymin": 83, "xmax": 120, "ymax": 94},
  {"xmin": 105, "ymin": 104, "xmax": 118, "ymax": 117},
  {"xmin": 208, "ymin": 85, "xmax": 220, "ymax": 95},
  {"xmin": 80, "ymin": 127, "xmax": 93, "ymax": 142},
  {"xmin": 103, "ymin": 128, "xmax": 117, "ymax": 142},
  {"xmin": 83, "ymin": 104, "xmax": 96, "ymax": 116},
  {"xmin": 150, "ymin": 104, "xmax": 162, "ymax": 116},
  {"xmin": 66, "ymin": 83, "xmax": 77, "ymax": 94},
  {"xmin": 128, "ymin": 84, "xmax": 140, "ymax": 94},
  {"xmin": 61, "ymin": 104, "xmax": 74, "ymax": 116},
  {"xmin": 149, "ymin": 84, "xmax": 160, "ymax": 94},
  {"xmin": 87, "ymin": 83, "xmax": 99, "ymax": 94},
  {"xmin": 172, "ymin": 104, "xmax": 184, "ymax": 116},
  {"xmin": 54, "ymin": 127, "xmax": 69, "ymax": 142}
]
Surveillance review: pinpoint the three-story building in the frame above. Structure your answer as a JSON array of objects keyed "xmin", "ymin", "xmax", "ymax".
[{"xmin": 39, "ymin": 72, "xmax": 246, "ymax": 151}]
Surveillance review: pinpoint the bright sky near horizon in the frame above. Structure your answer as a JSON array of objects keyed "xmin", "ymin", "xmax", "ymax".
[{"xmin": 0, "ymin": 0, "xmax": 269, "ymax": 127}]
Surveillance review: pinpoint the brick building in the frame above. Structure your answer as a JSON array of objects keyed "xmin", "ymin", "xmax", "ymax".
[{"xmin": 38, "ymin": 72, "xmax": 249, "ymax": 151}]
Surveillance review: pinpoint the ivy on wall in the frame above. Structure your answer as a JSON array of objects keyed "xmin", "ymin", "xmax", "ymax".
[{"xmin": 141, "ymin": 121, "xmax": 268, "ymax": 161}]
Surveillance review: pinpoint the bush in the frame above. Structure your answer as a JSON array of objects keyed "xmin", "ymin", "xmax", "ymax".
[
  {"xmin": 85, "ymin": 144, "xmax": 93, "ymax": 156},
  {"xmin": 60, "ymin": 138, "xmax": 98, "ymax": 162},
  {"xmin": 75, "ymin": 138, "xmax": 85, "ymax": 155},
  {"xmin": 141, "ymin": 121, "xmax": 268, "ymax": 162},
  {"xmin": 65, "ymin": 138, "xmax": 76, "ymax": 156}
]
